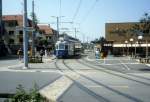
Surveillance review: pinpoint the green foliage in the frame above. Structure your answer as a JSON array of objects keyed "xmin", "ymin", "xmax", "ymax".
[
  {"xmin": 91, "ymin": 36, "xmax": 106, "ymax": 44},
  {"xmin": 29, "ymin": 56, "xmax": 43, "ymax": 63},
  {"xmin": 30, "ymin": 12, "xmax": 39, "ymax": 25},
  {"xmin": 5, "ymin": 84, "xmax": 47, "ymax": 102},
  {"xmin": 39, "ymin": 39, "xmax": 48, "ymax": 46},
  {"xmin": 132, "ymin": 13, "xmax": 150, "ymax": 36}
]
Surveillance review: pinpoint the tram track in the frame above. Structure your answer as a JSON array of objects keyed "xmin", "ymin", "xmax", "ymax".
[
  {"xmin": 55, "ymin": 59, "xmax": 111, "ymax": 102},
  {"xmin": 76, "ymin": 58, "xmax": 150, "ymax": 87},
  {"xmin": 60, "ymin": 59, "xmax": 143, "ymax": 102}
]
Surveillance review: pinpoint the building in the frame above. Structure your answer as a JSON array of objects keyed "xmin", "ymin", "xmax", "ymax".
[
  {"xmin": 1, "ymin": 15, "xmax": 34, "ymax": 54},
  {"xmin": 105, "ymin": 22, "xmax": 150, "ymax": 56},
  {"xmin": 38, "ymin": 24, "xmax": 58, "ymax": 51}
]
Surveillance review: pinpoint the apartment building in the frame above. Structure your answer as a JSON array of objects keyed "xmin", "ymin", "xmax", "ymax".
[
  {"xmin": 38, "ymin": 24, "xmax": 58, "ymax": 50},
  {"xmin": 2, "ymin": 15, "xmax": 33, "ymax": 54}
]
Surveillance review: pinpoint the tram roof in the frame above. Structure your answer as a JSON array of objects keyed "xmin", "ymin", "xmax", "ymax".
[{"xmin": 59, "ymin": 34, "xmax": 81, "ymax": 43}]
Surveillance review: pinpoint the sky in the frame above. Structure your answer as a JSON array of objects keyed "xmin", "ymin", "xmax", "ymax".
[{"xmin": 2, "ymin": 0, "xmax": 150, "ymax": 42}]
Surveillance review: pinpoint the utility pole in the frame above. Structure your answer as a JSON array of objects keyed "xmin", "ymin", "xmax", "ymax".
[
  {"xmin": 74, "ymin": 28, "xmax": 77, "ymax": 38},
  {"xmin": 32, "ymin": 0, "xmax": 35, "ymax": 56},
  {"xmin": 56, "ymin": 17, "xmax": 59, "ymax": 40},
  {"xmin": 51, "ymin": 16, "xmax": 65, "ymax": 40},
  {"xmin": 0, "ymin": 0, "xmax": 2, "ymax": 41},
  {"xmin": 23, "ymin": 0, "xmax": 28, "ymax": 69}
]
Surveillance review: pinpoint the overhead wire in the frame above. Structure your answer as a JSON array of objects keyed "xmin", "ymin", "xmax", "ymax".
[
  {"xmin": 59, "ymin": 0, "xmax": 62, "ymax": 17},
  {"xmin": 80, "ymin": 0, "xmax": 99, "ymax": 24},
  {"xmin": 59, "ymin": 0, "xmax": 62, "ymax": 28},
  {"xmin": 72, "ymin": 0, "xmax": 82, "ymax": 22}
]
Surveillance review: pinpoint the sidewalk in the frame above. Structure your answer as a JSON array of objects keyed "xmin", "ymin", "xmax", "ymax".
[{"xmin": 0, "ymin": 55, "xmax": 57, "ymax": 72}]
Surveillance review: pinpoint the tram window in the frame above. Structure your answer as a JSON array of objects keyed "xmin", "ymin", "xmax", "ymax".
[
  {"xmin": 65, "ymin": 45, "xmax": 68, "ymax": 50},
  {"xmin": 56, "ymin": 45, "xmax": 58, "ymax": 49},
  {"xmin": 59, "ymin": 44, "xmax": 64, "ymax": 50}
]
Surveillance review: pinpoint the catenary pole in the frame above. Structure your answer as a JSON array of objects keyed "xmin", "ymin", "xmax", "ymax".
[
  {"xmin": 0, "ymin": 0, "xmax": 2, "ymax": 39},
  {"xmin": 23, "ymin": 0, "xmax": 28, "ymax": 69},
  {"xmin": 32, "ymin": 0, "xmax": 35, "ymax": 56},
  {"xmin": 57, "ymin": 17, "xmax": 59, "ymax": 39}
]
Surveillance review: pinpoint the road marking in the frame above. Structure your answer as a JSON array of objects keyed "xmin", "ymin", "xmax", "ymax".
[
  {"xmin": 119, "ymin": 60, "xmax": 130, "ymax": 70},
  {"xmin": 95, "ymin": 63, "xmax": 141, "ymax": 66},
  {"xmin": 39, "ymin": 76, "xmax": 73, "ymax": 102},
  {"xmin": 86, "ymin": 56, "xmax": 133, "ymax": 61},
  {"xmin": 85, "ymin": 85, "xmax": 129, "ymax": 88}
]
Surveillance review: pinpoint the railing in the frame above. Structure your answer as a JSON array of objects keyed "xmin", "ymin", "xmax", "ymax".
[{"xmin": 139, "ymin": 57, "xmax": 150, "ymax": 63}]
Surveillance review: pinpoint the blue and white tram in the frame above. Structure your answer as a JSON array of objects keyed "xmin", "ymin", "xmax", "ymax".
[{"xmin": 55, "ymin": 40, "xmax": 74, "ymax": 58}]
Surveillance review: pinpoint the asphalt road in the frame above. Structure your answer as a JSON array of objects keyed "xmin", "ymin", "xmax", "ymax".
[
  {"xmin": 0, "ymin": 72, "xmax": 61, "ymax": 94},
  {"xmin": 54, "ymin": 53, "xmax": 150, "ymax": 102},
  {"xmin": 85, "ymin": 52, "xmax": 150, "ymax": 73},
  {"xmin": 0, "ymin": 53, "xmax": 150, "ymax": 102}
]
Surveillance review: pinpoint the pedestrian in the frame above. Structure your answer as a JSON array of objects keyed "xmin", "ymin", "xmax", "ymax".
[
  {"xmin": 17, "ymin": 48, "xmax": 23, "ymax": 60},
  {"xmin": 95, "ymin": 49, "xmax": 100, "ymax": 59},
  {"xmin": 40, "ymin": 49, "xmax": 44, "ymax": 57}
]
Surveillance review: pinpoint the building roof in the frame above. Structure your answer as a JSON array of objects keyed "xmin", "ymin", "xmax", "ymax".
[
  {"xmin": 2, "ymin": 15, "xmax": 32, "ymax": 27},
  {"xmin": 38, "ymin": 25, "xmax": 53, "ymax": 35},
  {"xmin": 3, "ymin": 15, "xmax": 23, "ymax": 20}
]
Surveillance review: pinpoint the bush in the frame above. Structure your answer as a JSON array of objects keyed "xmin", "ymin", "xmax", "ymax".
[
  {"xmin": 4, "ymin": 84, "xmax": 47, "ymax": 102},
  {"xmin": 29, "ymin": 56, "xmax": 43, "ymax": 63}
]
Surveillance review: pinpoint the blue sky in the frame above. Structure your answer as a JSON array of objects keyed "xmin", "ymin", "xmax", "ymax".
[{"xmin": 2, "ymin": 0, "xmax": 150, "ymax": 42}]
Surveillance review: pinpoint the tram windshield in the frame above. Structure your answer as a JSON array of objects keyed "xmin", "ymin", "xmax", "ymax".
[{"xmin": 59, "ymin": 43, "xmax": 65, "ymax": 50}]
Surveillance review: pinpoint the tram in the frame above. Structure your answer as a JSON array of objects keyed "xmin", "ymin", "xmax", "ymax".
[{"xmin": 55, "ymin": 34, "xmax": 82, "ymax": 58}]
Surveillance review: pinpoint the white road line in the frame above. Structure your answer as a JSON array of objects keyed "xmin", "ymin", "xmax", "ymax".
[
  {"xmin": 85, "ymin": 85, "xmax": 129, "ymax": 88},
  {"xmin": 95, "ymin": 63, "xmax": 141, "ymax": 66},
  {"xmin": 86, "ymin": 56, "xmax": 134, "ymax": 61},
  {"xmin": 119, "ymin": 60, "xmax": 130, "ymax": 70},
  {"xmin": 39, "ymin": 76, "xmax": 73, "ymax": 102}
]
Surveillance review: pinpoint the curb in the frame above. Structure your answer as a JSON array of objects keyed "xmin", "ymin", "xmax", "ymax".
[
  {"xmin": 146, "ymin": 64, "xmax": 150, "ymax": 67},
  {"xmin": 39, "ymin": 76, "xmax": 73, "ymax": 102}
]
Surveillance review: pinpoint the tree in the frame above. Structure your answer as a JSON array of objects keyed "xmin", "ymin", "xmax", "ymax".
[
  {"xmin": 140, "ymin": 13, "xmax": 150, "ymax": 35},
  {"xmin": 132, "ymin": 13, "xmax": 150, "ymax": 36},
  {"xmin": 30, "ymin": 12, "xmax": 39, "ymax": 25},
  {"xmin": 91, "ymin": 36, "xmax": 106, "ymax": 45}
]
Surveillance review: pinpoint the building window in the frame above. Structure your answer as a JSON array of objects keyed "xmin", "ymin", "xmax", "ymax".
[
  {"xmin": 9, "ymin": 31, "xmax": 14, "ymax": 35},
  {"xmin": 49, "ymin": 36, "xmax": 52, "ymax": 39},
  {"xmin": 9, "ymin": 39, "xmax": 14, "ymax": 44},
  {"xmin": 19, "ymin": 38, "xmax": 23, "ymax": 43},
  {"xmin": 19, "ymin": 31, "xmax": 23, "ymax": 35},
  {"xmin": 8, "ymin": 21, "xmax": 18, "ymax": 27}
]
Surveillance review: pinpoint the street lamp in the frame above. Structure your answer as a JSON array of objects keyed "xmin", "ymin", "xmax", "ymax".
[
  {"xmin": 138, "ymin": 35, "xmax": 143, "ymax": 41},
  {"xmin": 130, "ymin": 38, "xmax": 134, "ymax": 57},
  {"xmin": 134, "ymin": 41, "xmax": 138, "ymax": 58},
  {"xmin": 125, "ymin": 40, "xmax": 128, "ymax": 56},
  {"xmin": 138, "ymin": 35, "xmax": 143, "ymax": 56}
]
